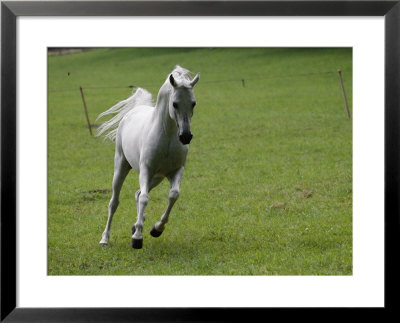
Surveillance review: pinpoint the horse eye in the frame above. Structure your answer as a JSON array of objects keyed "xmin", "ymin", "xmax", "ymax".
[{"xmin": 173, "ymin": 102, "xmax": 178, "ymax": 109}]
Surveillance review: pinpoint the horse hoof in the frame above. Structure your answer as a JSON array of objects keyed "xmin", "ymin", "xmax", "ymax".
[
  {"xmin": 131, "ymin": 238, "xmax": 143, "ymax": 249},
  {"xmin": 150, "ymin": 226, "xmax": 163, "ymax": 238},
  {"xmin": 100, "ymin": 233, "xmax": 109, "ymax": 245}
]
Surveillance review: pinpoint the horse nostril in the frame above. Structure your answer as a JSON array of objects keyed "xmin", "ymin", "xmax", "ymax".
[{"xmin": 179, "ymin": 132, "xmax": 193, "ymax": 145}]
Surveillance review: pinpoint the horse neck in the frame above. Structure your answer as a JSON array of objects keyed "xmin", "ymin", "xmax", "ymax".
[{"xmin": 153, "ymin": 83, "xmax": 176, "ymax": 136}]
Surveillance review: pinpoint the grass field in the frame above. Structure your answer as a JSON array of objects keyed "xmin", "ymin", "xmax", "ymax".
[{"xmin": 48, "ymin": 48, "xmax": 352, "ymax": 275}]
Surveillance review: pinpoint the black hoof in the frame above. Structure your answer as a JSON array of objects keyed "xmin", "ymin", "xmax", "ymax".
[
  {"xmin": 131, "ymin": 238, "xmax": 143, "ymax": 249},
  {"xmin": 150, "ymin": 226, "xmax": 163, "ymax": 238}
]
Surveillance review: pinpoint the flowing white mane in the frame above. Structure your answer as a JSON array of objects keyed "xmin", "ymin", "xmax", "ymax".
[
  {"xmin": 95, "ymin": 88, "xmax": 153, "ymax": 141},
  {"xmin": 96, "ymin": 66, "xmax": 193, "ymax": 141}
]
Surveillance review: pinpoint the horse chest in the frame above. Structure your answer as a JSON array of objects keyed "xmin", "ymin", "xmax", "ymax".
[{"xmin": 155, "ymin": 140, "xmax": 187, "ymax": 175}]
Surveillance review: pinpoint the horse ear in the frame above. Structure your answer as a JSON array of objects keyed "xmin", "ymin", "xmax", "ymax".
[
  {"xmin": 190, "ymin": 73, "xmax": 200, "ymax": 87},
  {"xmin": 169, "ymin": 74, "xmax": 177, "ymax": 87}
]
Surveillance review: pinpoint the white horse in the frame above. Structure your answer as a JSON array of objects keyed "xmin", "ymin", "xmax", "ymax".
[{"xmin": 96, "ymin": 66, "xmax": 200, "ymax": 249}]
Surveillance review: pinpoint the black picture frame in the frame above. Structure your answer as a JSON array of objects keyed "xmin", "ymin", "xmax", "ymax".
[{"xmin": 1, "ymin": 1, "xmax": 399, "ymax": 321}]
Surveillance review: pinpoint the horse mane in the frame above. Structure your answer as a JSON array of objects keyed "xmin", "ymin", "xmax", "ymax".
[
  {"xmin": 168, "ymin": 65, "xmax": 193, "ymax": 86},
  {"xmin": 96, "ymin": 66, "xmax": 192, "ymax": 141},
  {"xmin": 95, "ymin": 87, "xmax": 153, "ymax": 141}
]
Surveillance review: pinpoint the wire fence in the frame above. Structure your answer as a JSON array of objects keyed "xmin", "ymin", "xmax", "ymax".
[
  {"xmin": 48, "ymin": 69, "xmax": 350, "ymax": 93},
  {"xmin": 49, "ymin": 69, "xmax": 351, "ymax": 135}
]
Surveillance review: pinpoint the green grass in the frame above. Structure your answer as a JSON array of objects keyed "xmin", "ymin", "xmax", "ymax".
[{"xmin": 48, "ymin": 48, "xmax": 352, "ymax": 275}]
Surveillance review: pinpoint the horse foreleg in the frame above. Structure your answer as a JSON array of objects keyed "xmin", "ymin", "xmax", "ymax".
[
  {"xmin": 131, "ymin": 168, "xmax": 154, "ymax": 249},
  {"xmin": 99, "ymin": 155, "xmax": 130, "ymax": 245},
  {"xmin": 150, "ymin": 167, "xmax": 184, "ymax": 237},
  {"xmin": 131, "ymin": 176, "xmax": 164, "ymax": 234}
]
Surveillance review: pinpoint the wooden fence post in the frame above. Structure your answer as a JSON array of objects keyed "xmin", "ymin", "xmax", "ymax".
[
  {"xmin": 337, "ymin": 70, "xmax": 351, "ymax": 119},
  {"xmin": 79, "ymin": 86, "xmax": 93, "ymax": 136}
]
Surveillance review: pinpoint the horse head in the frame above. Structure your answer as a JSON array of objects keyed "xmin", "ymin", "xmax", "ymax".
[{"xmin": 168, "ymin": 71, "xmax": 200, "ymax": 145}]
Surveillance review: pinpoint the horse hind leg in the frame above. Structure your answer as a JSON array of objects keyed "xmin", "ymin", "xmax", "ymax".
[
  {"xmin": 99, "ymin": 153, "xmax": 130, "ymax": 245},
  {"xmin": 150, "ymin": 167, "xmax": 184, "ymax": 238}
]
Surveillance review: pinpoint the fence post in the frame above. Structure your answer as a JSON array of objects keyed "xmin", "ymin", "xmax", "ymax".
[
  {"xmin": 337, "ymin": 70, "xmax": 351, "ymax": 119},
  {"xmin": 79, "ymin": 86, "xmax": 93, "ymax": 136}
]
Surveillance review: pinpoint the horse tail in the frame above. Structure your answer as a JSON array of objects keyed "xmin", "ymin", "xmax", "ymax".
[{"xmin": 95, "ymin": 88, "xmax": 153, "ymax": 141}]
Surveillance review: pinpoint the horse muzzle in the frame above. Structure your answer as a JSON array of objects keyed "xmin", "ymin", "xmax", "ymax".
[{"xmin": 179, "ymin": 131, "xmax": 193, "ymax": 145}]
